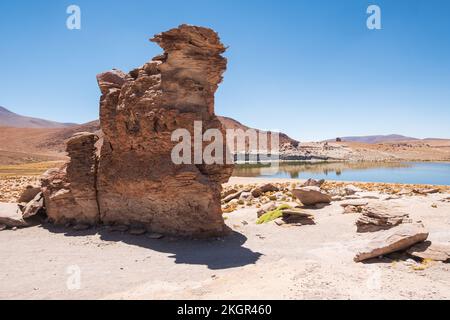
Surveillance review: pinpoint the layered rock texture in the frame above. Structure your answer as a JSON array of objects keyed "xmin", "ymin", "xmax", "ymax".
[
  {"xmin": 43, "ymin": 25, "xmax": 233, "ymax": 237},
  {"xmin": 42, "ymin": 132, "xmax": 100, "ymax": 224}
]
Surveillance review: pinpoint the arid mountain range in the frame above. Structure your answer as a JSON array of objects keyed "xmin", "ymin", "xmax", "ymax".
[
  {"xmin": 0, "ymin": 106, "xmax": 76, "ymax": 129},
  {"xmin": 0, "ymin": 107, "xmax": 449, "ymax": 164}
]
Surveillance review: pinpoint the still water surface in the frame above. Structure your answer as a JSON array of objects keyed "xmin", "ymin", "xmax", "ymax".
[{"xmin": 233, "ymin": 162, "xmax": 450, "ymax": 185}]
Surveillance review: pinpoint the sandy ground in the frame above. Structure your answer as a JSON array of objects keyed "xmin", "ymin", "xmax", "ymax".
[{"xmin": 1, "ymin": 177, "xmax": 450, "ymax": 300}]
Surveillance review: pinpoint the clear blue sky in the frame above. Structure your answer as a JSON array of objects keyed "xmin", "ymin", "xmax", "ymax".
[{"xmin": 1, "ymin": 0, "xmax": 449, "ymax": 141}]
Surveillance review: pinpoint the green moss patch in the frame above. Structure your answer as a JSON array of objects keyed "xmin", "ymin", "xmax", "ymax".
[{"xmin": 257, "ymin": 204, "xmax": 291, "ymax": 224}]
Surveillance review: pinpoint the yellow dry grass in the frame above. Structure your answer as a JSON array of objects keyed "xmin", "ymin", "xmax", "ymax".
[{"xmin": 0, "ymin": 161, "xmax": 65, "ymax": 177}]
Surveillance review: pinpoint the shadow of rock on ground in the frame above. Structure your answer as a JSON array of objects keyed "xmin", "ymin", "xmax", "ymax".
[{"xmin": 40, "ymin": 223, "xmax": 262, "ymax": 270}]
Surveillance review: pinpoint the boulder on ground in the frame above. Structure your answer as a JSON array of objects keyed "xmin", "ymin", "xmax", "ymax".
[
  {"xmin": 407, "ymin": 241, "xmax": 450, "ymax": 262},
  {"xmin": 251, "ymin": 188, "xmax": 263, "ymax": 198},
  {"xmin": 259, "ymin": 183, "xmax": 279, "ymax": 193},
  {"xmin": 18, "ymin": 186, "xmax": 41, "ymax": 204},
  {"xmin": 281, "ymin": 208, "xmax": 315, "ymax": 225},
  {"xmin": 344, "ymin": 184, "xmax": 362, "ymax": 196},
  {"xmin": 0, "ymin": 203, "xmax": 27, "ymax": 227},
  {"xmin": 22, "ymin": 192, "xmax": 44, "ymax": 219},
  {"xmin": 354, "ymin": 224, "xmax": 429, "ymax": 262},
  {"xmin": 239, "ymin": 192, "xmax": 253, "ymax": 201},
  {"xmin": 222, "ymin": 189, "xmax": 238, "ymax": 198},
  {"xmin": 223, "ymin": 190, "xmax": 243, "ymax": 203},
  {"xmin": 292, "ymin": 187, "xmax": 331, "ymax": 206},
  {"xmin": 301, "ymin": 178, "xmax": 325, "ymax": 188},
  {"xmin": 356, "ymin": 204, "xmax": 409, "ymax": 233}
]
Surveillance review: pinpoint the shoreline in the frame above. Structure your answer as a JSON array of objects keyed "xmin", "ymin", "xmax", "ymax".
[
  {"xmin": 227, "ymin": 177, "xmax": 450, "ymax": 194},
  {"xmin": 227, "ymin": 176, "xmax": 450, "ymax": 189}
]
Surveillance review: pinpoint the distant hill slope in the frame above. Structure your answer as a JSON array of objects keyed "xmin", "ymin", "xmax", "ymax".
[
  {"xmin": 331, "ymin": 134, "xmax": 418, "ymax": 144},
  {"xmin": 0, "ymin": 106, "xmax": 77, "ymax": 128},
  {"xmin": 218, "ymin": 116, "xmax": 299, "ymax": 146},
  {"xmin": 0, "ymin": 114, "xmax": 298, "ymax": 163},
  {"xmin": 1, "ymin": 110, "xmax": 449, "ymax": 165}
]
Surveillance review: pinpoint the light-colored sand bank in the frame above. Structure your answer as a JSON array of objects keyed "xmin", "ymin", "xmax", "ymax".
[{"xmin": 1, "ymin": 177, "xmax": 449, "ymax": 300}]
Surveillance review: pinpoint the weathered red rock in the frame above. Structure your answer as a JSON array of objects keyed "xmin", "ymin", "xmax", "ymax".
[
  {"xmin": 41, "ymin": 25, "xmax": 233, "ymax": 237},
  {"xmin": 41, "ymin": 132, "xmax": 100, "ymax": 225}
]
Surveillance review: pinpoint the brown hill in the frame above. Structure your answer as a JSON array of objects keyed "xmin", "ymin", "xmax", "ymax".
[
  {"xmin": 0, "ymin": 121, "xmax": 101, "ymax": 165},
  {"xmin": 329, "ymin": 134, "xmax": 418, "ymax": 144},
  {"xmin": 0, "ymin": 106, "xmax": 76, "ymax": 128},
  {"xmin": 0, "ymin": 115, "xmax": 299, "ymax": 164},
  {"xmin": 217, "ymin": 116, "xmax": 299, "ymax": 147},
  {"xmin": 1, "ymin": 109, "xmax": 449, "ymax": 165}
]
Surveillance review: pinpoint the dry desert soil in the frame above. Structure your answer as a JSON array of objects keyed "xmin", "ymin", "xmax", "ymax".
[{"xmin": 1, "ymin": 176, "xmax": 449, "ymax": 300}]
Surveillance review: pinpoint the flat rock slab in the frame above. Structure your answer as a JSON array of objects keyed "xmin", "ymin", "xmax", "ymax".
[
  {"xmin": 0, "ymin": 203, "xmax": 27, "ymax": 227},
  {"xmin": 340, "ymin": 200, "xmax": 369, "ymax": 207},
  {"xmin": 414, "ymin": 188, "xmax": 440, "ymax": 195},
  {"xmin": 223, "ymin": 191, "xmax": 243, "ymax": 203},
  {"xmin": 292, "ymin": 187, "xmax": 331, "ymax": 206},
  {"xmin": 407, "ymin": 241, "xmax": 450, "ymax": 262},
  {"xmin": 356, "ymin": 203, "xmax": 409, "ymax": 233},
  {"xmin": 354, "ymin": 224, "xmax": 429, "ymax": 262},
  {"xmin": 281, "ymin": 209, "xmax": 314, "ymax": 218}
]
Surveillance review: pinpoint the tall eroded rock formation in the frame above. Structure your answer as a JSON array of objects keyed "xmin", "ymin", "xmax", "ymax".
[{"xmin": 44, "ymin": 25, "xmax": 233, "ymax": 237}]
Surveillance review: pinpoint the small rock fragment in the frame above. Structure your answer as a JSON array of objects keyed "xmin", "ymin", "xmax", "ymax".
[
  {"xmin": 301, "ymin": 178, "xmax": 325, "ymax": 188},
  {"xmin": 407, "ymin": 241, "xmax": 450, "ymax": 262},
  {"xmin": 73, "ymin": 224, "xmax": 90, "ymax": 231},
  {"xmin": 340, "ymin": 200, "xmax": 369, "ymax": 208},
  {"xmin": 292, "ymin": 187, "xmax": 331, "ymax": 206},
  {"xmin": 129, "ymin": 228, "xmax": 147, "ymax": 236},
  {"xmin": 109, "ymin": 225, "xmax": 129, "ymax": 232},
  {"xmin": 147, "ymin": 233, "xmax": 164, "ymax": 240},
  {"xmin": 259, "ymin": 183, "xmax": 279, "ymax": 193},
  {"xmin": 344, "ymin": 185, "xmax": 362, "ymax": 196}
]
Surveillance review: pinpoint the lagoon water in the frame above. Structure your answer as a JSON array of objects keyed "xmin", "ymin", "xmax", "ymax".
[{"xmin": 233, "ymin": 162, "xmax": 450, "ymax": 186}]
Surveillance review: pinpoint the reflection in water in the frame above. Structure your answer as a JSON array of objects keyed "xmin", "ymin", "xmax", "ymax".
[
  {"xmin": 233, "ymin": 161, "xmax": 411, "ymax": 179},
  {"xmin": 232, "ymin": 161, "xmax": 450, "ymax": 185}
]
